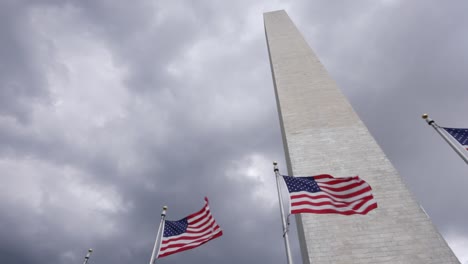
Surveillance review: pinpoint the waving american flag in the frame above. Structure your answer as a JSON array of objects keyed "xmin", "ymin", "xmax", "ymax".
[
  {"xmin": 282, "ymin": 174, "xmax": 377, "ymax": 215},
  {"xmin": 157, "ymin": 197, "xmax": 223, "ymax": 258}
]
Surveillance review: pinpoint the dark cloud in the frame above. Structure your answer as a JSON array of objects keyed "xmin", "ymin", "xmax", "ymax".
[
  {"xmin": 0, "ymin": 0, "xmax": 467, "ymax": 263},
  {"xmin": 0, "ymin": 1, "xmax": 52, "ymax": 122}
]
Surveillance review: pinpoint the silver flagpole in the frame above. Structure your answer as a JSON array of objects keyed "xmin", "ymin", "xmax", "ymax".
[
  {"xmin": 273, "ymin": 161, "xmax": 293, "ymax": 264},
  {"xmin": 82, "ymin": 249, "xmax": 93, "ymax": 264},
  {"xmin": 422, "ymin": 113, "xmax": 468, "ymax": 164},
  {"xmin": 149, "ymin": 206, "xmax": 168, "ymax": 264}
]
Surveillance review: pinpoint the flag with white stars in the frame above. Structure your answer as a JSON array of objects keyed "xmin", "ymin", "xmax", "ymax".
[
  {"xmin": 442, "ymin": 127, "xmax": 468, "ymax": 150},
  {"xmin": 282, "ymin": 174, "xmax": 377, "ymax": 215},
  {"xmin": 157, "ymin": 197, "xmax": 223, "ymax": 258}
]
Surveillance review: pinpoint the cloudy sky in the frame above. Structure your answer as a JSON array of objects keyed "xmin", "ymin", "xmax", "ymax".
[{"xmin": 1, "ymin": 0, "xmax": 467, "ymax": 263}]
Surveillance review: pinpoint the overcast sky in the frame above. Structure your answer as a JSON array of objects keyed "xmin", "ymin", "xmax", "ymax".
[{"xmin": 1, "ymin": 0, "xmax": 467, "ymax": 263}]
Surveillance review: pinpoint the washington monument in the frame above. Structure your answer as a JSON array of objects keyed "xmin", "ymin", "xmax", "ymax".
[{"xmin": 264, "ymin": 10, "xmax": 459, "ymax": 264}]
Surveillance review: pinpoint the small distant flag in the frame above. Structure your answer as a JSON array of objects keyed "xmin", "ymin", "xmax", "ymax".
[
  {"xmin": 282, "ymin": 174, "xmax": 377, "ymax": 215},
  {"xmin": 157, "ymin": 197, "xmax": 223, "ymax": 258},
  {"xmin": 441, "ymin": 127, "xmax": 468, "ymax": 150}
]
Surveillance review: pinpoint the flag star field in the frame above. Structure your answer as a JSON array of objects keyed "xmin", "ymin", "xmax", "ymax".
[
  {"xmin": 164, "ymin": 219, "xmax": 189, "ymax": 237},
  {"xmin": 442, "ymin": 127, "xmax": 468, "ymax": 149}
]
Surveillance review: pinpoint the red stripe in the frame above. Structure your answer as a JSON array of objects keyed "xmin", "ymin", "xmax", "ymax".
[
  {"xmin": 189, "ymin": 212, "xmax": 212, "ymax": 227},
  {"xmin": 318, "ymin": 180, "xmax": 366, "ymax": 192},
  {"xmin": 291, "ymin": 185, "xmax": 372, "ymax": 201},
  {"xmin": 351, "ymin": 196, "xmax": 373, "ymax": 210},
  {"xmin": 315, "ymin": 176, "xmax": 358, "ymax": 185},
  {"xmin": 187, "ymin": 206, "xmax": 209, "ymax": 223},
  {"xmin": 312, "ymin": 174, "xmax": 334, "ymax": 179},
  {"xmin": 291, "ymin": 193, "xmax": 360, "ymax": 203},
  {"xmin": 186, "ymin": 223, "xmax": 216, "ymax": 235},
  {"xmin": 291, "ymin": 193, "xmax": 368, "ymax": 204},
  {"xmin": 186, "ymin": 221, "xmax": 218, "ymax": 235},
  {"xmin": 291, "ymin": 195, "xmax": 374, "ymax": 208},
  {"xmin": 320, "ymin": 185, "xmax": 372, "ymax": 199}
]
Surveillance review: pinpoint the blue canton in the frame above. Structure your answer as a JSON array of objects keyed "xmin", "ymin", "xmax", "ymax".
[
  {"xmin": 282, "ymin": 176, "xmax": 321, "ymax": 193},
  {"xmin": 163, "ymin": 218, "xmax": 188, "ymax": 237},
  {"xmin": 442, "ymin": 127, "xmax": 468, "ymax": 146}
]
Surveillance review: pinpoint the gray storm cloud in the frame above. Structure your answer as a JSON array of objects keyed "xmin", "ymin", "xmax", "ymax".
[{"xmin": 0, "ymin": 1, "xmax": 467, "ymax": 263}]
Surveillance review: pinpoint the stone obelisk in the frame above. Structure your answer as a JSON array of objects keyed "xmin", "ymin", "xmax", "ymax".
[{"xmin": 264, "ymin": 10, "xmax": 459, "ymax": 264}]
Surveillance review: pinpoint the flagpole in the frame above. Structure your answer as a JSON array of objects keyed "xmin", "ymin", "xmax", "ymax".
[
  {"xmin": 149, "ymin": 206, "xmax": 168, "ymax": 264},
  {"xmin": 273, "ymin": 161, "xmax": 293, "ymax": 264},
  {"xmin": 422, "ymin": 113, "xmax": 468, "ymax": 164},
  {"xmin": 82, "ymin": 249, "xmax": 93, "ymax": 264}
]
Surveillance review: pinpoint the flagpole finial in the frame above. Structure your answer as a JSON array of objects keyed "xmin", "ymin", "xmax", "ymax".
[
  {"xmin": 422, "ymin": 113, "xmax": 435, "ymax": 125},
  {"xmin": 161, "ymin": 206, "xmax": 168, "ymax": 216},
  {"xmin": 273, "ymin": 161, "xmax": 279, "ymax": 172},
  {"xmin": 84, "ymin": 248, "xmax": 93, "ymax": 264}
]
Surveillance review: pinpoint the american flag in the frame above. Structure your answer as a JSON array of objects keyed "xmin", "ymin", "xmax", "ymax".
[
  {"xmin": 157, "ymin": 197, "xmax": 223, "ymax": 258},
  {"xmin": 282, "ymin": 174, "xmax": 377, "ymax": 215},
  {"xmin": 442, "ymin": 127, "xmax": 468, "ymax": 150}
]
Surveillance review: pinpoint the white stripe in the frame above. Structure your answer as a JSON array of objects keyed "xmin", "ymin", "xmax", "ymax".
[
  {"xmin": 292, "ymin": 199, "xmax": 377, "ymax": 213},
  {"xmin": 292, "ymin": 195, "xmax": 373, "ymax": 207},
  {"xmin": 293, "ymin": 195, "xmax": 372, "ymax": 208},
  {"xmin": 292, "ymin": 190, "xmax": 373, "ymax": 203}
]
